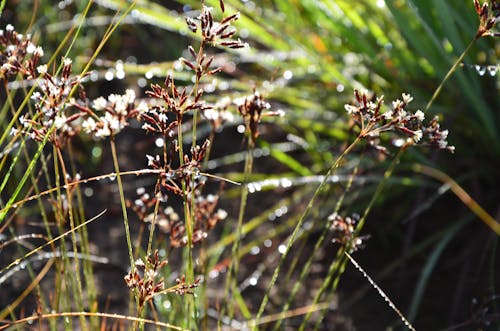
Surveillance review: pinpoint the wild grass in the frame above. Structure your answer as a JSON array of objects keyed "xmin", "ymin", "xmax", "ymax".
[{"xmin": 1, "ymin": 0, "xmax": 499, "ymax": 330}]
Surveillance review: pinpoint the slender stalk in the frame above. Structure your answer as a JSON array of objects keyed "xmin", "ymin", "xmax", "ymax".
[
  {"xmin": 55, "ymin": 146, "xmax": 88, "ymax": 331},
  {"xmin": 424, "ymin": 38, "xmax": 476, "ymax": 113},
  {"xmin": 225, "ymin": 139, "xmax": 254, "ymax": 319},
  {"xmin": 302, "ymin": 146, "xmax": 407, "ymax": 329},
  {"xmin": 252, "ymin": 136, "xmax": 361, "ymax": 329},
  {"xmin": 413, "ymin": 163, "xmax": 500, "ymax": 234},
  {"xmin": 109, "ymin": 137, "xmax": 135, "ymax": 271},
  {"xmin": 272, "ymin": 164, "xmax": 359, "ymax": 330}
]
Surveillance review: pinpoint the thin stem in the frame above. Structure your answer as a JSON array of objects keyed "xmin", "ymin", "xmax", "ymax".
[
  {"xmin": 252, "ymin": 136, "xmax": 361, "ymax": 329},
  {"xmin": 272, "ymin": 164, "xmax": 359, "ymax": 330},
  {"xmin": 303, "ymin": 146, "xmax": 407, "ymax": 329},
  {"xmin": 225, "ymin": 139, "xmax": 254, "ymax": 319},
  {"xmin": 424, "ymin": 38, "xmax": 476, "ymax": 113},
  {"xmin": 55, "ymin": 146, "xmax": 88, "ymax": 331},
  {"xmin": 412, "ymin": 163, "xmax": 500, "ymax": 234},
  {"xmin": 109, "ymin": 137, "xmax": 135, "ymax": 272},
  {"xmin": 345, "ymin": 252, "xmax": 416, "ymax": 331}
]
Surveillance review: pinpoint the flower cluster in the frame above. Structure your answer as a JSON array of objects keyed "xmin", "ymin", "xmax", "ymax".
[
  {"xmin": 0, "ymin": 24, "xmax": 44, "ymax": 80},
  {"xmin": 422, "ymin": 116, "xmax": 455, "ymax": 153},
  {"xmin": 142, "ymin": 74, "xmax": 212, "ymax": 136},
  {"xmin": 174, "ymin": 275, "xmax": 200, "ymax": 296},
  {"xmin": 79, "ymin": 89, "xmax": 145, "ymax": 138},
  {"xmin": 344, "ymin": 89, "xmax": 454, "ymax": 154},
  {"xmin": 474, "ymin": 0, "xmax": 500, "ymax": 38},
  {"xmin": 190, "ymin": 193, "xmax": 228, "ymax": 246},
  {"xmin": 235, "ymin": 90, "xmax": 272, "ymax": 143},
  {"xmin": 128, "ymin": 181, "xmax": 227, "ymax": 248},
  {"xmin": 12, "ymin": 58, "xmax": 84, "ymax": 146},
  {"xmin": 329, "ymin": 212, "xmax": 369, "ymax": 252},
  {"xmin": 144, "ymin": 139, "xmax": 210, "ymax": 198},
  {"xmin": 124, "ymin": 250, "xmax": 168, "ymax": 307},
  {"xmin": 202, "ymin": 96, "xmax": 235, "ymax": 132},
  {"xmin": 185, "ymin": 3, "xmax": 247, "ymax": 49}
]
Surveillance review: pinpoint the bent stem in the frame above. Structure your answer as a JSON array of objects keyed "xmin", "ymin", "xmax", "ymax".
[
  {"xmin": 252, "ymin": 135, "xmax": 362, "ymax": 330},
  {"xmin": 412, "ymin": 163, "xmax": 500, "ymax": 235}
]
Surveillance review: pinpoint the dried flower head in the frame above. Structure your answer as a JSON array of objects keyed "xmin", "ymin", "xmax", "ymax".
[
  {"xmin": 0, "ymin": 24, "xmax": 44, "ymax": 80},
  {"xmin": 344, "ymin": 89, "xmax": 454, "ymax": 153},
  {"xmin": 124, "ymin": 250, "xmax": 168, "ymax": 306},
  {"xmin": 235, "ymin": 90, "xmax": 272, "ymax": 143},
  {"xmin": 15, "ymin": 57, "xmax": 85, "ymax": 146},
  {"xmin": 174, "ymin": 275, "xmax": 200, "ymax": 295},
  {"xmin": 474, "ymin": 0, "xmax": 500, "ymax": 37},
  {"xmin": 329, "ymin": 212, "xmax": 369, "ymax": 252}
]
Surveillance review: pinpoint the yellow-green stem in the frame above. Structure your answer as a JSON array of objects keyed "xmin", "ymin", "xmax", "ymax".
[
  {"xmin": 300, "ymin": 146, "xmax": 406, "ymax": 330},
  {"xmin": 109, "ymin": 137, "xmax": 135, "ymax": 271},
  {"xmin": 252, "ymin": 136, "xmax": 361, "ymax": 330},
  {"xmin": 225, "ymin": 140, "xmax": 254, "ymax": 319},
  {"xmin": 424, "ymin": 38, "xmax": 476, "ymax": 113}
]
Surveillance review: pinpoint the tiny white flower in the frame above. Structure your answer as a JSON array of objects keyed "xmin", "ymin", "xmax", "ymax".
[
  {"xmin": 367, "ymin": 101, "xmax": 377, "ymax": 110},
  {"xmin": 438, "ymin": 140, "xmax": 448, "ymax": 148},
  {"xmin": 124, "ymin": 89, "xmax": 136, "ymax": 103},
  {"xmin": 203, "ymin": 108, "xmax": 218, "ymax": 121},
  {"xmin": 146, "ymin": 154, "xmax": 155, "ymax": 166},
  {"xmin": 220, "ymin": 110, "xmax": 235, "ymax": 122},
  {"xmin": 414, "ymin": 110, "xmax": 425, "ymax": 121},
  {"xmin": 114, "ymin": 99, "xmax": 128, "ymax": 115},
  {"xmin": 10, "ymin": 128, "xmax": 19, "ymax": 136},
  {"xmin": 63, "ymin": 58, "xmax": 72, "ymax": 66},
  {"xmin": 392, "ymin": 99, "xmax": 403, "ymax": 109},
  {"xmin": 107, "ymin": 93, "xmax": 119, "ymax": 104},
  {"xmin": 402, "ymin": 93, "xmax": 413, "ymax": 104},
  {"xmin": 233, "ymin": 96, "xmax": 246, "ymax": 107},
  {"xmin": 137, "ymin": 101, "xmax": 149, "ymax": 113},
  {"xmin": 34, "ymin": 46, "xmax": 44, "ymax": 57},
  {"xmin": 37, "ymin": 64, "xmax": 48, "ymax": 75},
  {"xmin": 158, "ymin": 113, "xmax": 168, "ymax": 123},
  {"xmin": 104, "ymin": 112, "xmax": 121, "ymax": 132},
  {"xmin": 383, "ymin": 111, "xmax": 393, "ymax": 120},
  {"xmin": 215, "ymin": 96, "xmax": 231, "ymax": 109},
  {"xmin": 412, "ymin": 129, "xmax": 423, "ymax": 143},
  {"xmin": 82, "ymin": 117, "xmax": 97, "ymax": 133},
  {"xmin": 6, "ymin": 24, "xmax": 14, "ymax": 32},
  {"xmin": 30, "ymin": 92, "xmax": 41, "ymax": 101},
  {"xmin": 26, "ymin": 42, "xmax": 36, "ymax": 54},
  {"xmin": 19, "ymin": 115, "xmax": 28, "ymax": 127},
  {"xmin": 92, "ymin": 97, "xmax": 107, "ymax": 111},
  {"xmin": 344, "ymin": 104, "xmax": 358, "ymax": 115},
  {"xmin": 95, "ymin": 126, "xmax": 111, "ymax": 137},
  {"xmin": 54, "ymin": 115, "xmax": 67, "ymax": 129},
  {"xmin": 216, "ymin": 209, "xmax": 228, "ymax": 220}
]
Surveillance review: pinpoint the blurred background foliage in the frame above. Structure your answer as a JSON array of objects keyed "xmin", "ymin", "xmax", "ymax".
[{"xmin": 1, "ymin": 0, "xmax": 499, "ymax": 329}]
